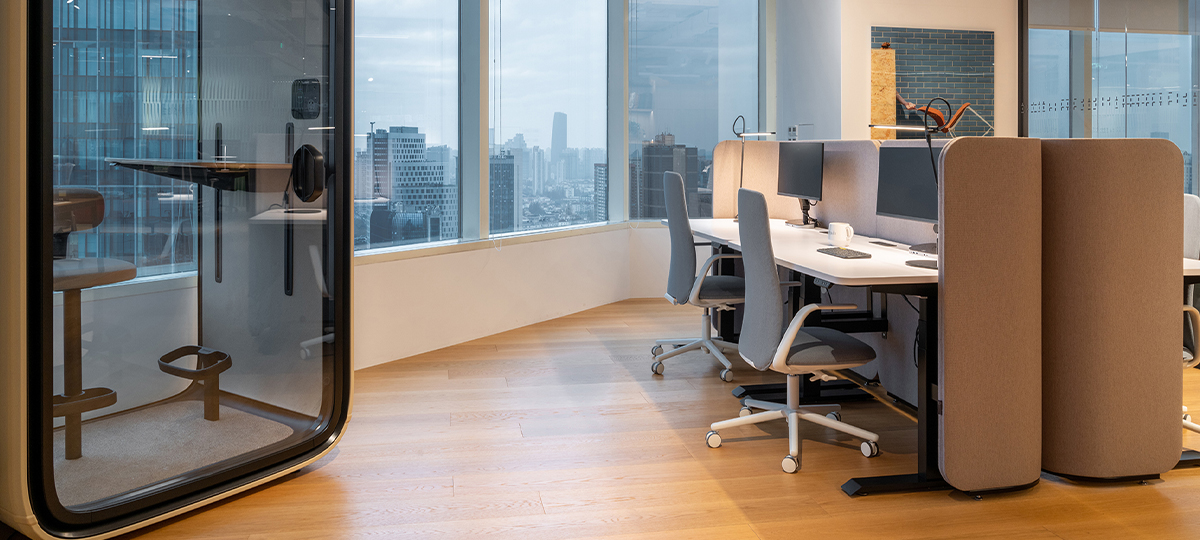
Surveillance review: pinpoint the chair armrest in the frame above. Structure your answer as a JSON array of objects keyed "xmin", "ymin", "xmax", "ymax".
[
  {"xmin": 770, "ymin": 304, "xmax": 859, "ymax": 372},
  {"xmin": 1186, "ymin": 305, "xmax": 1200, "ymax": 369},
  {"xmin": 688, "ymin": 253, "xmax": 742, "ymax": 305},
  {"xmin": 780, "ymin": 281, "xmax": 804, "ymax": 288}
]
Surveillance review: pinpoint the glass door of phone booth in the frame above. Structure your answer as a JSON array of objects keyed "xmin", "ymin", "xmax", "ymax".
[{"xmin": 33, "ymin": 0, "xmax": 349, "ymax": 533}]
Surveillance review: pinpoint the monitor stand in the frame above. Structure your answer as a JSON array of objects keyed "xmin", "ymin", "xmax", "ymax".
[
  {"xmin": 906, "ymin": 226, "xmax": 938, "ymax": 269},
  {"xmin": 785, "ymin": 199, "xmax": 819, "ymax": 228}
]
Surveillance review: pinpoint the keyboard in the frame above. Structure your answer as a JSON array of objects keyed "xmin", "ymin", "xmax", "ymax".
[{"xmin": 818, "ymin": 247, "xmax": 872, "ymax": 259}]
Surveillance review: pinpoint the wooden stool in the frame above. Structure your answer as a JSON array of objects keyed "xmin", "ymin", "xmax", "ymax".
[{"xmin": 51, "ymin": 188, "xmax": 136, "ymax": 460}]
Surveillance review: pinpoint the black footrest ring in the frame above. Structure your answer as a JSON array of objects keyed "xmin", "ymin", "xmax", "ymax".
[
  {"xmin": 159, "ymin": 346, "xmax": 232, "ymax": 380},
  {"xmin": 53, "ymin": 387, "xmax": 117, "ymax": 417}
]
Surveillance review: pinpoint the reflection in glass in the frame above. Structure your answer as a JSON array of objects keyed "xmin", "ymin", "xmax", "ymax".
[
  {"xmin": 47, "ymin": 0, "xmax": 339, "ymax": 516},
  {"xmin": 628, "ymin": 0, "xmax": 758, "ymax": 219},
  {"xmin": 1028, "ymin": 2, "xmax": 1198, "ymax": 193}
]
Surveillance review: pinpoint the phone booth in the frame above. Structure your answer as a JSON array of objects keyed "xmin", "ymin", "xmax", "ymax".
[{"xmin": 0, "ymin": 0, "xmax": 352, "ymax": 538}]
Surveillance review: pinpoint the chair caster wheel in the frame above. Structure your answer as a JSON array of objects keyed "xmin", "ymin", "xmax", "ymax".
[
  {"xmin": 861, "ymin": 440, "xmax": 880, "ymax": 458},
  {"xmin": 782, "ymin": 455, "xmax": 799, "ymax": 473},
  {"xmin": 826, "ymin": 411, "xmax": 842, "ymax": 422},
  {"xmin": 651, "ymin": 345, "xmax": 664, "ymax": 356},
  {"xmin": 720, "ymin": 369, "xmax": 734, "ymax": 383},
  {"xmin": 739, "ymin": 406, "xmax": 752, "ymax": 417},
  {"xmin": 651, "ymin": 361, "xmax": 665, "ymax": 375},
  {"xmin": 1186, "ymin": 414, "xmax": 1193, "ymax": 422},
  {"xmin": 705, "ymin": 430, "xmax": 722, "ymax": 449}
]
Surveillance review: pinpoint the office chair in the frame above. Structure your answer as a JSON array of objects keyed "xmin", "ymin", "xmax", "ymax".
[
  {"xmin": 704, "ymin": 188, "xmax": 881, "ymax": 473},
  {"xmin": 651, "ymin": 171, "xmax": 745, "ymax": 383},
  {"xmin": 52, "ymin": 188, "xmax": 137, "ymax": 459}
]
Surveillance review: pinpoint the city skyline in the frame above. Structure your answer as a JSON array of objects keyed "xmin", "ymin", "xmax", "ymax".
[{"xmin": 354, "ymin": 119, "xmax": 609, "ymax": 250}]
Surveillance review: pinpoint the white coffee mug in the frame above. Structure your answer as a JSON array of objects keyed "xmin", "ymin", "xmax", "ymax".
[{"xmin": 828, "ymin": 222, "xmax": 854, "ymax": 248}]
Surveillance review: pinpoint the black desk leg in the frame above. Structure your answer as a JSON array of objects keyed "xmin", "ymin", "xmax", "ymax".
[
  {"xmin": 842, "ymin": 294, "xmax": 951, "ymax": 496},
  {"xmin": 714, "ymin": 242, "xmax": 739, "ymax": 341}
]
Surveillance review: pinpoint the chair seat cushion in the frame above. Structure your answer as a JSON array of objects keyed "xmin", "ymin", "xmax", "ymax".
[
  {"xmin": 696, "ymin": 275, "xmax": 745, "ymax": 302},
  {"xmin": 784, "ymin": 327, "xmax": 876, "ymax": 368},
  {"xmin": 53, "ymin": 258, "xmax": 137, "ymax": 291}
]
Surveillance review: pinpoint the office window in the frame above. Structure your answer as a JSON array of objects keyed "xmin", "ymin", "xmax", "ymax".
[
  {"xmin": 488, "ymin": 0, "xmax": 608, "ymax": 235},
  {"xmin": 354, "ymin": 0, "xmax": 460, "ymax": 250},
  {"xmin": 628, "ymin": 0, "xmax": 758, "ymax": 219},
  {"xmin": 52, "ymin": 0, "xmax": 199, "ymax": 279},
  {"xmin": 1028, "ymin": 0, "xmax": 1198, "ymax": 193}
]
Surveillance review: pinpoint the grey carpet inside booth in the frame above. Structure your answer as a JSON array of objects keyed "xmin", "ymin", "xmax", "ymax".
[{"xmin": 53, "ymin": 401, "xmax": 295, "ymax": 507}]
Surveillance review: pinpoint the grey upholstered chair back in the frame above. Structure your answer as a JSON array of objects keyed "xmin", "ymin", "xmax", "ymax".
[
  {"xmin": 664, "ymin": 171, "xmax": 698, "ymax": 304},
  {"xmin": 737, "ymin": 188, "xmax": 784, "ymax": 371}
]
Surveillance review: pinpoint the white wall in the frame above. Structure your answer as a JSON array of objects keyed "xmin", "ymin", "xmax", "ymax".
[{"xmin": 353, "ymin": 228, "xmax": 663, "ymax": 370}]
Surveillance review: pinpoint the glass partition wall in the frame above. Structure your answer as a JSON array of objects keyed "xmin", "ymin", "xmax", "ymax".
[
  {"xmin": 33, "ymin": 0, "xmax": 350, "ymax": 533},
  {"xmin": 1027, "ymin": 0, "xmax": 1199, "ymax": 193}
]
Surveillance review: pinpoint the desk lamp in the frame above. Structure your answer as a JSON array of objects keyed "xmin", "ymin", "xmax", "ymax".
[{"xmin": 732, "ymin": 115, "xmax": 775, "ymax": 221}]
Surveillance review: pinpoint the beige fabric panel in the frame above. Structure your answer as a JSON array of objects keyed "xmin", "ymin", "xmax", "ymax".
[
  {"xmin": 808, "ymin": 140, "xmax": 881, "ymax": 236},
  {"xmin": 937, "ymin": 137, "xmax": 1044, "ymax": 492},
  {"xmin": 1041, "ymin": 138, "xmax": 1184, "ymax": 479},
  {"xmin": 712, "ymin": 140, "xmax": 802, "ymax": 221}
]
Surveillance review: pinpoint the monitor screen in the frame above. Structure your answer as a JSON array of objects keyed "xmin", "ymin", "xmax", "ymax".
[
  {"xmin": 876, "ymin": 145, "xmax": 941, "ymax": 224},
  {"xmin": 776, "ymin": 142, "xmax": 824, "ymax": 201}
]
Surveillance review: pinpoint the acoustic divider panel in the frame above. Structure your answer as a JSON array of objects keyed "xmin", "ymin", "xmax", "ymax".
[
  {"xmin": 1040, "ymin": 139, "xmax": 1183, "ymax": 480},
  {"xmin": 712, "ymin": 140, "xmax": 805, "ymax": 221},
  {"xmin": 938, "ymin": 137, "xmax": 1043, "ymax": 492}
]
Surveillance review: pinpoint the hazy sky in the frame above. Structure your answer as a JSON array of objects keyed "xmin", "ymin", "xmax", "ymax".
[{"xmin": 354, "ymin": 0, "xmax": 608, "ymax": 152}]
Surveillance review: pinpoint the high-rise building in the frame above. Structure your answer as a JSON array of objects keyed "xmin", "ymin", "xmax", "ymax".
[
  {"xmin": 360, "ymin": 126, "xmax": 460, "ymax": 247},
  {"xmin": 551, "ymin": 112, "xmax": 568, "ymax": 164},
  {"xmin": 354, "ymin": 150, "xmax": 374, "ymax": 200},
  {"xmin": 367, "ymin": 126, "xmax": 428, "ymax": 200},
  {"xmin": 594, "ymin": 163, "xmax": 608, "ymax": 222},
  {"xmin": 635, "ymin": 133, "xmax": 699, "ymax": 219},
  {"xmin": 490, "ymin": 152, "xmax": 518, "ymax": 233}
]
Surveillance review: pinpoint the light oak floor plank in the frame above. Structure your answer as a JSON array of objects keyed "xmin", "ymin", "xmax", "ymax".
[{"xmin": 125, "ymin": 299, "xmax": 1200, "ymax": 540}]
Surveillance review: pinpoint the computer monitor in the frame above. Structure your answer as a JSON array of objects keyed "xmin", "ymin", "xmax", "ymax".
[
  {"xmin": 776, "ymin": 142, "xmax": 824, "ymax": 201},
  {"xmin": 876, "ymin": 145, "xmax": 941, "ymax": 224}
]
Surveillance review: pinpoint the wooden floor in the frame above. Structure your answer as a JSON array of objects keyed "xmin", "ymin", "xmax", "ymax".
[{"xmin": 126, "ymin": 298, "xmax": 1200, "ymax": 540}]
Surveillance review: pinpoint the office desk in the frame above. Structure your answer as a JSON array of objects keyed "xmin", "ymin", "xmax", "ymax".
[
  {"xmin": 687, "ymin": 219, "xmax": 938, "ymax": 286},
  {"xmin": 690, "ymin": 218, "xmax": 1200, "ymax": 495}
]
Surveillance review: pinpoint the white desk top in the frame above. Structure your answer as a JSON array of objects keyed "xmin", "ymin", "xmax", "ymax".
[
  {"xmin": 687, "ymin": 218, "xmax": 1200, "ymax": 282},
  {"xmin": 686, "ymin": 219, "xmax": 938, "ymax": 286}
]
